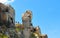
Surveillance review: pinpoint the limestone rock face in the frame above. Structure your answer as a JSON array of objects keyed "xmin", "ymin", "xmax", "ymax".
[
  {"xmin": 0, "ymin": 3, "xmax": 48, "ymax": 38},
  {"xmin": 22, "ymin": 10, "xmax": 33, "ymax": 38},
  {"xmin": 0, "ymin": 3, "xmax": 15, "ymax": 38},
  {"xmin": 22, "ymin": 10, "xmax": 32, "ymax": 28},
  {"xmin": 0, "ymin": 3, "xmax": 15, "ymax": 28}
]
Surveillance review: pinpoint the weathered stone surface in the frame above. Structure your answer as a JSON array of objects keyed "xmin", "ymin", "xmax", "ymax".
[{"xmin": 0, "ymin": 3, "xmax": 48, "ymax": 38}]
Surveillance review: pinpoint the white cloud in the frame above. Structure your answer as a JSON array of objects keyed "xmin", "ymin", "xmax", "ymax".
[{"xmin": 0, "ymin": 0, "xmax": 14, "ymax": 4}]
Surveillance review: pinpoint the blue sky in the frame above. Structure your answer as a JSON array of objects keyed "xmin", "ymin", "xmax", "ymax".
[{"xmin": 10, "ymin": 0, "xmax": 60, "ymax": 38}]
